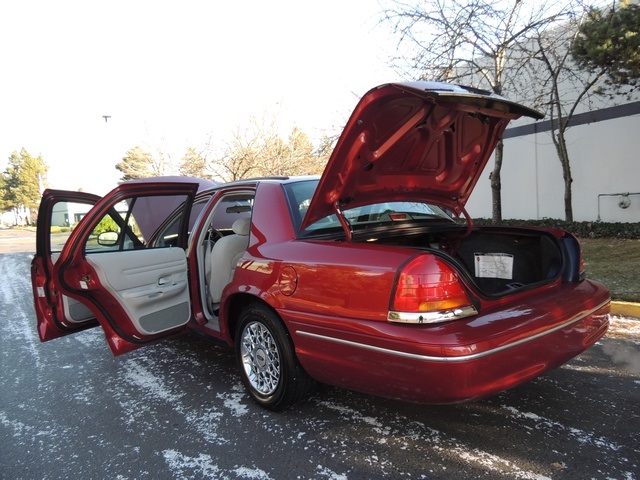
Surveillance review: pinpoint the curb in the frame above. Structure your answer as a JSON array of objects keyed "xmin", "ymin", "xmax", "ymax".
[{"xmin": 610, "ymin": 301, "xmax": 640, "ymax": 319}]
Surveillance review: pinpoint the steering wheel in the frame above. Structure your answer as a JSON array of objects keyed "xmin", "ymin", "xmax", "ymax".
[{"xmin": 207, "ymin": 226, "xmax": 224, "ymax": 244}]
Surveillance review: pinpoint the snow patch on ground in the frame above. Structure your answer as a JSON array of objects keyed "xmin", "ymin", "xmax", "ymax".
[
  {"xmin": 446, "ymin": 447, "xmax": 552, "ymax": 480},
  {"xmin": 121, "ymin": 359, "xmax": 185, "ymax": 403},
  {"xmin": 316, "ymin": 399, "xmax": 551, "ymax": 479},
  {"xmin": 218, "ymin": 390, "xmax": 249, "ymax": 417},
  {"xmin": 502, "ymin": 405, "xmax": 622, "ymax": 452},
  {"xmin": 163, "ymin": 450, "xmax": 221, "ymax": 478},
  {"xmin": 117, "ymin": 354, "xmax": 231, "ymax": 445},
  {"xmin": 607, "ymin": 316, "xmax": 640, "ymax": 341},
  {"xmin": 183, "ymin": 408, "xmax": 226, "ymax": 445},
  {"xmin": 233, "ymin": 466, "xmax": 273, "ymax": 479},
  {"xmin": 315, "ymin": 465, "xmax": 348, "ymax": 479},
  {"xmin": 163, "ymin": 450, "xmax": 274, "ymax": 480},
  {"xmin": 316, "ymin": 401, "xmax": 387, "ymax": 434},
  {"xmin": 0, "ymin": 411, "xmax": 33, "ymax": 437},
  {"xmin": 0, "ymin": 254, "xmax": 41, "ymax": 364}
]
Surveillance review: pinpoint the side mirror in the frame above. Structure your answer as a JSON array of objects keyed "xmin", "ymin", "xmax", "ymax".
[{"xmin": 97, "ymin": 231, "xmax": 119, "ymax": 246}]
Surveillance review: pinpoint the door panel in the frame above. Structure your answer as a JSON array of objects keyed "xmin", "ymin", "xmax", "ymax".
[
  {"xmin": 52, "ymin": 181, "xmax": 200, "ymax": 355},
  {"xmin": 62, "ymin": 296, "xmax": 96, "ymax": 323},
  {"xmin": 32, "ymin": 191, "xmax": 101, "ymax": 342},
  {"xmin": 51, "ymin": 252, "xmax": 96, "ymax": 323},
  {"xmin": 85, "ymin": 248, "xmax": 190, "ymax": 335}
]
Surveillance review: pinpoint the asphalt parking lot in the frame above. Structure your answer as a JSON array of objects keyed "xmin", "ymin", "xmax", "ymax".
[{"xmin": 1, "ymin": 234, "xmax": 639, "ymax": 479}]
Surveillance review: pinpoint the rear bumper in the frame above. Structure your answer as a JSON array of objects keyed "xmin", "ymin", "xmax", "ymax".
[{"xmin": 289, "ymin": 280, "xmax": 610, "ymax": 403}]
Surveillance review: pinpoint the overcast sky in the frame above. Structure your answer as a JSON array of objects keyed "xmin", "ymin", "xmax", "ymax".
[{"xmin": 0, "ymin": 1, "xmax": 399, "ymax": 194}]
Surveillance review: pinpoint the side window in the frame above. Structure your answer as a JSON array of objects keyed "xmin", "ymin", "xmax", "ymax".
[
  {"xmin": 50, "ymin": 200, "xmax": 94, "ymax": 254},
  {"xmin": 85, "ymin": 193, "xmax": 191, "ymax": 253},
  {"xmin": 209, "ymin": 195, "xmax": 253, "ymax": 231},
  {"xmin": 86, "ymin": 200, "xmax": 143, "ymax": 253},
  {"xmin": 153, "ymin": 195, "xmax": 212, "ymax": 248}
]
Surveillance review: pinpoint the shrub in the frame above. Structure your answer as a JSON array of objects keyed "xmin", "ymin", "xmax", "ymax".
[
  {"xmin": 92, "ymin": 216, "xmax": 119, "ymax": 236},
  {"xmin": 473, "ymin": 219, "xmax": 640, "ymax": 239}
]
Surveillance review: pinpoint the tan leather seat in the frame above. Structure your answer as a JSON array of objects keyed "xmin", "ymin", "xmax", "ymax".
[{"xmin": 207, "ymin": 218, "xmax": 251, "ymax": 305}]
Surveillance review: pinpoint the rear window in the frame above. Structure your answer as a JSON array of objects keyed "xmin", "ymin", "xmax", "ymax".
[{"xmin": 284, "ymin": 179, "xmax": 455, "ymax": 237}]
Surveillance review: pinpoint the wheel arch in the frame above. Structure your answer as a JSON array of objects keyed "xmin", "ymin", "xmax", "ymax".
[{"xmin": 224, "ymin": 293, "xmax": 286, "ymax": 344}]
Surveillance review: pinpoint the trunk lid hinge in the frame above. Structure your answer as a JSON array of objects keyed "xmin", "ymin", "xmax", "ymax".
[
  {"xmin": 334, "ymin": 200, "xmax": 353, "ymax": 242},
  {"xmin": 459, "ymin": 204, "xmax": 474, "ymax": 237}
]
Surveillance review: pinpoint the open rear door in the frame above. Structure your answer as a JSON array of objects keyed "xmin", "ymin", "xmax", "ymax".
[
  {"xmin": 31, "ymin": 189, "xmax": 102, "ymax": 342},
  {"xmin": 34, "ymin": 181, "xmax": 199, "ymax": 355}
]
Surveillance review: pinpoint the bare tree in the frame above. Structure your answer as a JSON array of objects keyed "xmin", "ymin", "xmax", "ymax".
[
  {"xmin": 383, "ymin": 0, "xmax": 570, "ymax": 222},
  {"xmin": 208, "ymin": 118, "xmax": 267, "ymax": 182},
  {"xmin": 525, "ymin": 13, "xmax": 608, "ymax": 222},
  {"xmin": 209, "ymin": 116, "xmax": 327, "ymax": 183}
]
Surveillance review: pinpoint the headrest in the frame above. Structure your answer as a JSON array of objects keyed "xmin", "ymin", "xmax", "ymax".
[{"xmin": 232, "ymin": 217, "xmax": 251, "ymax": 236}]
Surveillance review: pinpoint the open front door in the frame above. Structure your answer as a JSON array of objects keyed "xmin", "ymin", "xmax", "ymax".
[
  {"xmin": 35, "ymin": 182, "xmax": 199, "ymax": 355},
  {"xmin": 31, "ymin": 189, "xmax": 102, "ymax": 342}
]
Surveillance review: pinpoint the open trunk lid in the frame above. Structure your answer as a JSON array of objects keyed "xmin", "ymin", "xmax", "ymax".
[{"xmin": 300, "ymin": 82, "xmax": 543, "ymax": 231}]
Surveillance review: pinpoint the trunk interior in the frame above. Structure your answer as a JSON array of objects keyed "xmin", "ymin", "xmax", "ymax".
[
  {"xmin": 360, "ymin": 226, "xmax": 572, "ymax": 298},
  {"xmin": 452, "ymin": 229, "xmax": 564, "ymax": 296}
]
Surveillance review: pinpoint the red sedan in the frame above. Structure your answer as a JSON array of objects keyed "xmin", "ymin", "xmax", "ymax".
[{"xmin": 31, "ymin": 82, "xmax": 610, "ymax": 411}]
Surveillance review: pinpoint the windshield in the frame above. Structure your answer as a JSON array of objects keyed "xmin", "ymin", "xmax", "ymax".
[{"xmin": 284, "ymin": 179, "xmax": 456, "ymax": 237}]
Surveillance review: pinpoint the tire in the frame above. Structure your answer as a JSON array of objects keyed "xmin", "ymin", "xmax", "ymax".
[{"xmin": 235, "ymin": 304, "xmax": 315, "ymax": 411}]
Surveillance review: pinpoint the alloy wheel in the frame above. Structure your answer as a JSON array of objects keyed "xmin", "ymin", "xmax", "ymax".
[{"xmin": 240, "ymin": 321, "xmax": 281, "ymax": 395}]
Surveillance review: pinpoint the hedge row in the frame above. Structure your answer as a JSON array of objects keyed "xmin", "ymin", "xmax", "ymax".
[{"xmin": 473, "ymin": 218, "xmax": 640, "ymax": 239}]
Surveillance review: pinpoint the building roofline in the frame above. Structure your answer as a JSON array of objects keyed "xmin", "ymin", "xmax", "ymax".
[{"xmin": 504, "ymin": 101, "xmax": 640, "ymax": 139}]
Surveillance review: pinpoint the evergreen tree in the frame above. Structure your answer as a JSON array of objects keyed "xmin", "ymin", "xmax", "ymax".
[
  {"xmin": 572, "ymin": 2, "xmax": 640, "ymax": 91},
  {"xmin": 178, "ymin": 147, "xmax": 212, "ymax": 179},
  {"xmin": 1, "ymin": 148, "xmax": 48, "ymax": 224},
  {"xmin": 0, "ymin": 174, "xmax": 7, "ymax": 213},
  {"xmin": 115, "ymin": 146, "xmax": 157, "ymax": 181}
]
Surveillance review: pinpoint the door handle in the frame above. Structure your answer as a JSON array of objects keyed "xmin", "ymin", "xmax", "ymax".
[{"xmin": 158, "ymin": 275, "xmax": 174, "ymax": 286}]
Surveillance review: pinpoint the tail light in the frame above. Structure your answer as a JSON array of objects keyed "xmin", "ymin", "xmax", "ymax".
[
  {"xmin": 388, "ymin": 254, "xmax": 477, "ymax": 324},
  {"xmin": 563, "ymin": 233, "xmax": 586, "ymax": 282}
]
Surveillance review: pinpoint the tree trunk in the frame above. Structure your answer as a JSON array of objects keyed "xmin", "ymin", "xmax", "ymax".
[
  {"xmin": 555, "ymin": 131, "xmax": 573, "ymax": 222},
  {"xmin": 490, "ymin": 140, "xmax": 504, "ymax": 224}
]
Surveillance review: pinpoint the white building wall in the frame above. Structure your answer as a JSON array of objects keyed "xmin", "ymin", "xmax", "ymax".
[{"xmin": 467, "ymin": 112, "xmax": 640, "ymax": 222}]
